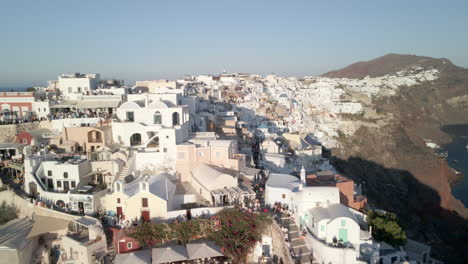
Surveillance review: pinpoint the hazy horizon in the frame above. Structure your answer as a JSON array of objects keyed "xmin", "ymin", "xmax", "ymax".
[{"xmin": 1, "ymin": 0, "xmax": 468, "ymax": 88}]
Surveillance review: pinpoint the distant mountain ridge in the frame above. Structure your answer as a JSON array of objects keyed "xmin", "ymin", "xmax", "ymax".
[{"xmin": 321, "ymin": 53, "xmax": 452, "ymax": 79}]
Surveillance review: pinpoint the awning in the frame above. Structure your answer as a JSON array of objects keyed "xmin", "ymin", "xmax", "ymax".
[
  {"xmin": 186, "ymin": 241, "xmax": 224, "ymax": 260},
  {"xmin": 115, "ymin": 250, "xmax": 151, "ymax": 264},
  {"xmin": 50, "ymin": 101, "xmax": 78, "ymax": 108},
  {"xmin": 26, "ymin": 216, "xmax": 70, "ymax": 238},
  {"xmin": 76, "ymin": 100, "xmax": 121, "ymax": 109},
  {"xmin": 152, "ymin": 244, "xmax": 189, "ymax": 264}
]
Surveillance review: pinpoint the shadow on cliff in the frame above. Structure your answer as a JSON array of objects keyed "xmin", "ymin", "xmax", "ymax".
[{"xmin": 323, "ymin": 150, "xmax": 468, "ymax": 264}]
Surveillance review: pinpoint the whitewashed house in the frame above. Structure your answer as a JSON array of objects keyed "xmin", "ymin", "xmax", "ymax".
[
  {"xmin": 106, "ymin": 174, "xmax": 176, "ymax": 222},
  {"xmin": 112, "ymin": 95, "xmax": 191, "ymax": 172}
]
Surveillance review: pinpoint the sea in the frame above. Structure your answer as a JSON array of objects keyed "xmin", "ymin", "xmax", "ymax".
[
  {"xmin": 442, "ymin": 124, "xmax": 468, "ymax": 207},
  {"xmin": 0, "ymin": 87, "xmax": 27, "ymax": 92}
]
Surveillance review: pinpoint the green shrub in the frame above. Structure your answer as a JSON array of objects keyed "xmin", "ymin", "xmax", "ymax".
[{"xmin": 367, "ymin": 210, "xmax": 406, "ymax": 246}]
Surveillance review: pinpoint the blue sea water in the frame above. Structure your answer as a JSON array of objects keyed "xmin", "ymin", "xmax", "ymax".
[
  {"xmin": 442, "ymin": 124, "xmax": 468, "ymax": 207},
  {"xmin": 0, "ymin": 87, "xmax": 27, "ymax": 92}
]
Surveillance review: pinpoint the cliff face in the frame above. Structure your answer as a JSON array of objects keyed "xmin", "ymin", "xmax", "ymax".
[{"xmin": 322, "ymin": 54, "xmax": 468, "ymax": 263}]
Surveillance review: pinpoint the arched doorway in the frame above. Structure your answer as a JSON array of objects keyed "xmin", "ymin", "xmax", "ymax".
[
  {"xmin": 130, "ymin": 133, "xmax": 141, "ymax": 146},
  {"xmin": 87, "ymin": 130, "xmax": 102, "ymax": 143},
  {"xmin": 172, "ymin": 112, "xmax": 180, "ymax": 126}
]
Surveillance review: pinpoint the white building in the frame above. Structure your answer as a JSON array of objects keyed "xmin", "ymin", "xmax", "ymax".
[
  {"xmin": 265, "ymin": 169, "xmax": 377, "ymax": 264},
  {"xmin": 112, "ymin": 95, "xmax": 191, "ymax": 172},
  {"xmin": 57, "ymin": 73, "xmax": 100, "ymax": 100},
  {"xmin": 23, "ymin": 153, "xmax": 107, "ymax": 214}
]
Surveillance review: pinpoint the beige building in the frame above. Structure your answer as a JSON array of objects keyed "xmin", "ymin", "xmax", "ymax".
[
  {"xmin": 106, "ymin": 174, "xmax": 176, "ymax": 222},
  {"xmin": 50, "ymin": 123, "xmax": 112, "ymax": 153},
  {"xmin": 190, "ymin": 163, "xmax": 238, "ymax": 205},
  {"xmin": 135, "ymin": 80, "xmax": 181, "ymax": 94}
]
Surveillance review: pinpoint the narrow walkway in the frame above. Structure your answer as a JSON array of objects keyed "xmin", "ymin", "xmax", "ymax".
[{"xmin": 278, "ymin": 214, "xmax": 319, "ymax": 264}]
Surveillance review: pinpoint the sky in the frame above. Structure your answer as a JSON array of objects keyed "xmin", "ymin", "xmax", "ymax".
[{"xmin": 1, "ymin": 0, "xmax": 468, "ymax": 88}]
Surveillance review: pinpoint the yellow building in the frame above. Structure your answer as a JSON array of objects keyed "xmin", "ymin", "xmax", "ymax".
[{"xmin": 106, "ymin": 174, "xmax": 175, "ymax": 222}]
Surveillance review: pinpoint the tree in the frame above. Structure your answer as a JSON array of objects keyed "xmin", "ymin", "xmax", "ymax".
[
  {"xmin": 209, "ymin": 209, "xmax": 271, "ymax": 263},
  {"xmin": 129, "ymin": 209, "xmax": 271, "ymax": 263},
  {"xmin": 0, "ymin": 201, "xmax": 18, "ymax": 225},
  {"xmin": 367, "ymin": 210, "xmax": 406, "ymax": 246},
  {"xmin": 26, "ymin": 87, "xmax": 36, "ymax": 92}
]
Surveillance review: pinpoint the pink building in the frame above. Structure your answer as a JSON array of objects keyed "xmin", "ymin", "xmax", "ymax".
[{"xmin": 176, "ymin": 136, "xmax": 245, "ymax": 183}]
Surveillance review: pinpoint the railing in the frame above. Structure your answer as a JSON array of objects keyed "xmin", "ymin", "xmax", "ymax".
[{"xmin": 87, "ymin": 139, "xmax": 103, "ymax": 143}]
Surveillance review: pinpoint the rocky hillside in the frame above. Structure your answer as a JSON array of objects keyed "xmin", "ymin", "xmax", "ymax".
[{"xmin": 322, "ymin": 54, "xmax": 468, "ymax": 263}]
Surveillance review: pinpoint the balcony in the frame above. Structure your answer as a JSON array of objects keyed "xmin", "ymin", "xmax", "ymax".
[{"xmin": 87, "ymin": 139, "xmax": 103, "ymax": 143}]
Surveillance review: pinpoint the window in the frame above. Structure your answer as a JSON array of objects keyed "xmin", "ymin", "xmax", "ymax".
[
  {"xmin": 166, "ymin": 135, "xmax": 169, "ymax": 139},
  {"xmin": 71, "ymin": 181, "xmax": 76, "ymax": 188},
  {"xmin": 198, "ymin": 151, "xmax": 204, "ymax": 157},
  {"xmin": 142, "ymin": 198, "xmax": 148, "ymax": 208},
  {"xmin": 216, "ymin": 151, "xmax": 221, "ymax": 159},
  {"xmin": 57, "ymin": 181, "xmax": 62, "ymax": 188},
  {"xmin": 126, "ymin": 111, "xmax": 134, "ymax": 122},
  {"xmin": 44, "ymin": 108, "xmax": 46, "ymax": 112},
  {"xmin": 68, "ymin": 87, "xmax": 72, "ymax": 93},
  {"xmin": 47, "ymin": 170, "xmax": 52, "ymax": 176},
  {"xmin": 63, "ymin": 172, "xmax": 68, "ymax": 179},
  {"xmin": 117, "ymin": 198, "xmax": 120, "ymax": 203},
  {"xmin": 282, "ymin": 194, "xmax": 286, "ymax": 199},
  {"xmin": 163, "ymin": 148, "xmax": 167, "ymax": 153},
  {"xmin": 153, "ymin": 111, "xmax": 162, "ymax": 124},
  {"xmin": 341, "ymin": 219, "xmax": 346, "ymax": 227},
  {"xmin": 127, "ymin": 242, "xmax": 133, "ymax": 249},
  {"xmin": 22, "ymin": 138, "xmax": 28, "ymax": 144},
  {"xmin": 178, "ymin": 152, "xmax": 186, "ymax": 160},
  {"xmin": 77, "ymin": 87, "xmax": 81, "ymax": 93}
]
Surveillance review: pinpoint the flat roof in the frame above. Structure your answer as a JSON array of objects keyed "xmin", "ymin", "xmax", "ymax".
[{"xmin": 0, "ymin": 143, "xmax": 26, "ymax": 150}]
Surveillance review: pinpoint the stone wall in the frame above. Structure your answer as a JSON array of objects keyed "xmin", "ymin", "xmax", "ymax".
[{"xmin": 0, "ymin": 122, "xmax": 41, "ymax": 143}]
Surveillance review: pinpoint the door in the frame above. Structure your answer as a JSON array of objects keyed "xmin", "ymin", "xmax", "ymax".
[
  {"xmin": 78, "ymin": 202, "xmax": 84, "ymax": 214},
  {"xmin": 142, "ymin": 211, "xmax": 150, "ymax": 222},
  {"xmin": 47, "ymin": 178, "xmax": 54, "ymax": 189},
  {"xmin": 186, "ymin": 209, "xmax": 192, "ymax": 220},
  {"xmin": 117, "ymin": 207, "xmax": 123, "ymax": 217},
  {"xmin": 338, "ymin": 228, "xmax": 348, "ymax": 242},
  {"xmin": 63, "ymin": 181, "xmax": 69, "ymax": 191},
  {"xmin": 118, "ymin": 241, "xmax": 127, "ymax": 253}
]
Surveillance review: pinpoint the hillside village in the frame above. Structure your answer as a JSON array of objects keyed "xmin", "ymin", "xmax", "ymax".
[{"xmin": 0, "ymin": 71, "xmax": 443, "ymax": 264}]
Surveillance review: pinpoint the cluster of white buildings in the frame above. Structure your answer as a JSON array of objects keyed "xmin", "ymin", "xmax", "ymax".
[{"xmin": 0, "ymin": 70, "xmax": 443, "ymax": 264}]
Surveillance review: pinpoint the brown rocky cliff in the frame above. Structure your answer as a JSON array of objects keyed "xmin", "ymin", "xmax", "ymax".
[{"xmin": 323, "ymin": 54, "xmax": 468, "ymax": 263}]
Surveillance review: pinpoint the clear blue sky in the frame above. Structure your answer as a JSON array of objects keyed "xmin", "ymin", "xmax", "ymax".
[{"xmin": 1, "ymin": 0, "xmax": 468, "ymax": 88}]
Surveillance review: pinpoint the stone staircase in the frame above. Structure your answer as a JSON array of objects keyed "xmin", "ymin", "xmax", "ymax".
[
  {"xmin": 279, "ymin": 214, "xmax": 319, "ymax": 264},
  {"xmin": 115, "ymin": 154, "xmax": 135, "ymax": 182}
]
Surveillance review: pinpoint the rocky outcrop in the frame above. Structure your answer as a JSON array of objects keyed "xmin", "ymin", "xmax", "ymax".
[{"xmin": 322, "ymin": 54, "xmax": 468, "ymax": 263}]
